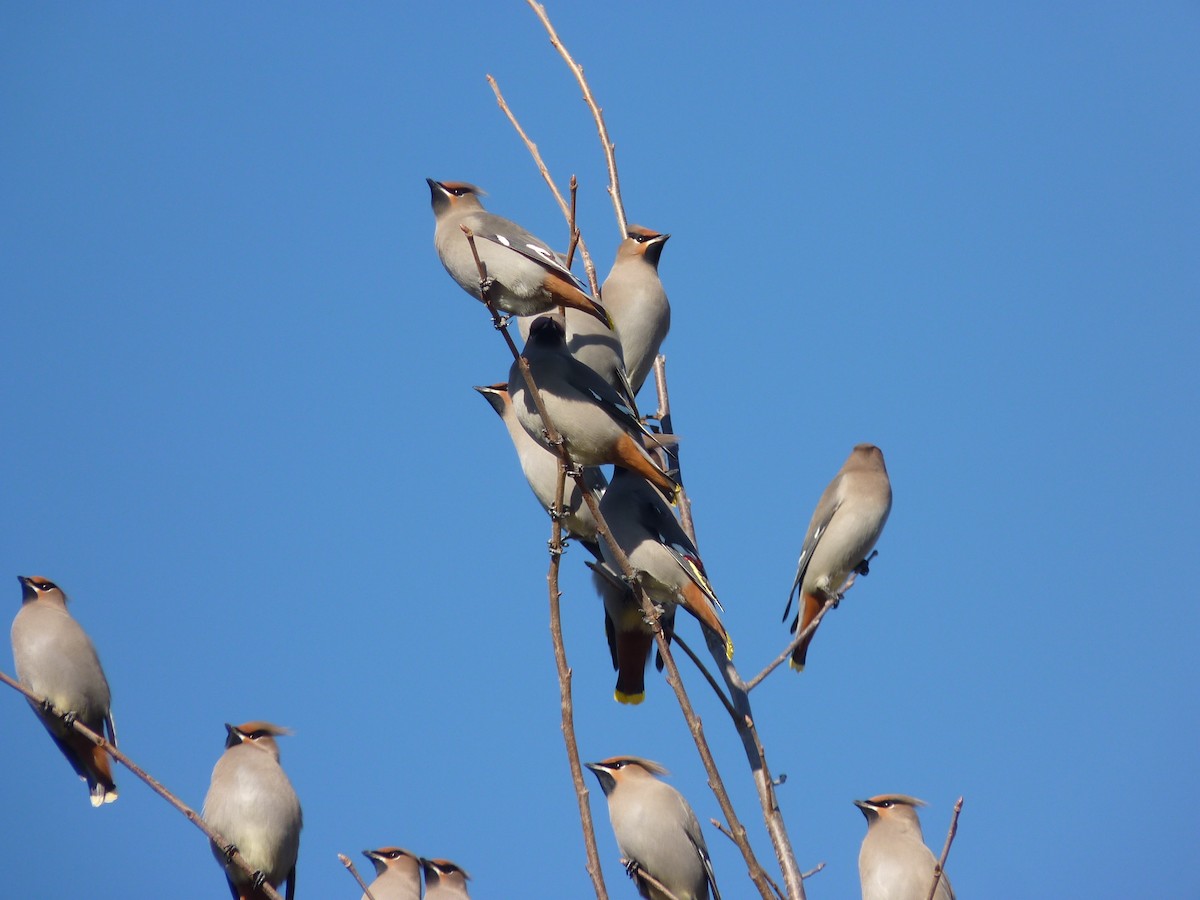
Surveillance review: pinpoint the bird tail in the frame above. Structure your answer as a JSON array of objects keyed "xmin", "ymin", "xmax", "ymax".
[{"xmin": 789, "ymin": 593, "xmax": 824, "ymax": 672}]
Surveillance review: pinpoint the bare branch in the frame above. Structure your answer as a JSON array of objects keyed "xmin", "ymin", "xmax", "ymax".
[
  {"xmin": 338, "ymin": 854, "xmax": 377, "ymax": 900},
  {"xmin": 525, "ymin": 0, "xmax": 628, "ymax": 236},
  {"xmin": 1, "ymin": 669, "xmax": 284, "ymax": 900},
  {"xmin": 670, "ymin": 631, "xmax": 737, "ymax": 720},
  {"xmin": 926, "ymin": 797, "xmax": 963, "ymax": 900},
  {"xmin": 548, "ymin": 419, "xmax": 609, "ymax": 898},
  {"xmin": 486, "ymin": 75, "xmax": 601, "ymax": 297},
  {"xmin": 745, "ymin": 598, "xmax": 838, "ymax": 691}
]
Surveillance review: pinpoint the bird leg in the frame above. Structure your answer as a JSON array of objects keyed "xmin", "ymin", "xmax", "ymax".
[
  {"xmin": 61, "ymin": 710, "xmax": 77, "ymax": 727},
  {"xmin": 623, "ymin": 858, "xmax": 642, "ymax": 880},
  {"xmin": 853, "ymin": 549, "xmax": 879, "ymax": 577},
  {"xmin": 250, "ymin": 871, "xmax": 268, "ymax": 893},
  {"xmin": 220, "ymin": 843, "xmax": 239, "ymax": 862}
]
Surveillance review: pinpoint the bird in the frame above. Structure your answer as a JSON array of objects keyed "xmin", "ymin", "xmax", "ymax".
[
  {"xmin": 427, "ymin": 178, "xmax": 610, "ymax": 326},
  {"xmin": 600, "ymin": 225, "xmax": 672, "ymax": 394},
  {"xmin": 202, "ymin": 721, "xmax": 302, "ymax": 900},
  {"xmin": 855, "ymin": 795, "xmax": 955, "ymax": 900},
  {"xmin": 361, "ymin": 847, "xmax": 422, "ymax": 900},
  {"xmin": 509, "ymin": 314, "xmax": 678, "ymax": 499},
  {"xmin": 11, "ymin": 575, "xmax": 118, "ymax": 806},
  {"xmin": 586, "ymin": 756, "xmax": 721, "ymax": 900},
  {"xmin": 589, "ymin": 560, "xmax": 669, "ymax": 705},
  {"xmin": 422, "ymin": 857, "xmax": 472, "ymax": 899},
  {"xmin": 599, "ymin": 468, "xmax": 732, "ymax": 660},
  {"xmin": 782, "ymin": 443, "xmax": 892, "ymax": 670},
  {"xmin": 474, "ymin": 381, "xmax": 607, "ymax": 555},
  {"xmin": 518, "ymin": 305, "xmax": 640, "ymax": 416}
]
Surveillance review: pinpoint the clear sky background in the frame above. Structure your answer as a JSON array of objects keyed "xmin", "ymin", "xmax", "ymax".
[{"xmin": 3, "ymin": 3, "xmax": 1197, "ymax": 898}]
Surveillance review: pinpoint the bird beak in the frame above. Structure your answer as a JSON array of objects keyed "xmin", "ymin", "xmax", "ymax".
[{"xmin": 223, "ymin": 723, "xmax": 242, "ymax": 748}]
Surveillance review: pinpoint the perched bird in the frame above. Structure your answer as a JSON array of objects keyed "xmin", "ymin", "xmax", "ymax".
[
  {"xmin": 586, "ymin": 756, "xmax": 721, "ymax": 900},
  {"xmin": 601, "ymin": 225, "xmax": 672, "ymax": 394},
  {"xmin": 855, "ymin": 795, "xmax": 955, "ymax": 900},
  {"xmin": 599, "ymin": 468, "xmax": 731, "ymax": 660},
  {"xmin": 519, "ymin": 306, "xmax": 640, "ymax": 416},
  {"xmin": 474, "ymin": 382, "xmax": 607, "ymax": 555},
  {"xmin": 11, "ymin": 575, "xmax": 118, "ymax": 806},
  {"xmin": 589, "ymin": 560, "xmax": 669, "ymax": 705},
  {"xmin": 362, "ymin": 847, "xmax": 422, "ymax": 900},
  {"xmin": 202, "ymin": 721, "xmax": 302, "ymax": 900},
  {"xmin": 427, "ymin": 178, "xmax": 610, "ymax": 325},
  {"xmin": 422, "ymin": 857, "xmax": 472, "ymax": 899},
  {"xmin": 509, "ymin": 314, "xmax": 678, "ymax": 498},
  {"xmin": 782, "ymin": 443, "xmax": 892, "ymax": 670}
]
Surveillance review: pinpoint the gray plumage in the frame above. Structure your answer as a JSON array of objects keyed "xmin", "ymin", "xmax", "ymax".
[
  {"xmin": 601, "ymin": 225, "xmax": 671, "ymax": 393},
  {"xmin": 856, "ymin": 795, "xmax": 955, "ymax": 900},
  {"xmin": 11, "ymin": 575, "xmax": 117, "ymax": 806},
  {"xmin": 427, "ymin": 178, "xmax": 610, "ymax": 325},
  {"xmin": 783, "ymin": 443, "xmax": 892, "ymax": 670},
  {"xmin": 599, "ymin": 468, "xmax": 731, "ymax": 659},
  {"xmin": 202, "ymin": 721, "xmax": 302, "ymax": 900},
  {"xmin": 474, "ymin": 382, "xmax": 607, "ymax": 553},
  {"xmin": 422, "ymin": 858, "xmax": 472, "ymax": 899},
  {"xmin": 509, "ymin": 314, "xmax": 677, "ymax": 498},
  {"xmin": 586, "ymin": 756, "xmax": 720, "ymax": 900},
  {"xmin": 519, "ymin": 306, "xmax": 640, "ymax": 414},
  {"xmin": 362, "ymin": 847, "xmax": 421, "ymax": 900}
]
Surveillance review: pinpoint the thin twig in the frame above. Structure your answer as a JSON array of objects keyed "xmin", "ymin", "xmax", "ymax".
[
  {"xmin": 620, "ymin": 858, "xmax": 682, "ymax": 900},
  {"xmin": 338, "ymin": 854, "xmax": 378, "ymax": 900},
  {"xmin": 800, "ymin": 862, "xmax": 826, "ymax": 880},
  {"xmin": 745, "ymin": 598, "xmax": 838, "ymax": 690},
  {"xmin": 526, "ymin": 0, "xmax": 628, "ymax": 237},
  {"xmin": 548, "ymin": 424, "xmax": 609, "ymax": 899},
  {"xmin": 926, "ymin": 797, "xmax": 963, "ymax": 900},
  {"xmin": 709, "ymin": 820, "xmax": 785, "ymax": 900},
  {"xmin": 652, "ymin": 355, "xmax": 696, "ymax": 541},
  {"xmin": 1, "ymin": 669, "xmax": 284, "ymax": 900},
  {"xmin": 486, "ymin": 75, "xmax": 601, "ymax": 297}
]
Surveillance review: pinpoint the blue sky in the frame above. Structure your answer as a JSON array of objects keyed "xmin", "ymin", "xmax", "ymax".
[{"xmin": 3, "ymin": 3, "xmax": 1197, "ymax": 898}]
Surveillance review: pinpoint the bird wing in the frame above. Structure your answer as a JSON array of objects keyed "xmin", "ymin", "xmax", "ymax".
[
  {"xmin": 640, "ymin": 496, "xmax": 724, "ymax": 613},
  {"xmin": 781, "ymin": 478, "xmax": 844, "ymax": 623},
  {"xmin": 682, "ymin": 813, "xmax": 722, "ymax": 900},
  {"xmin": 476, "ymin": 229, "xmax": 590, "ymax": 292},
  {"xmin": 105, "ymin": 710, "xmax": 118, "ymax": 747}
]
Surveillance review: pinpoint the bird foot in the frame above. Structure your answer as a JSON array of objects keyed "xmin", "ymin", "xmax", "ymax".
[
  {"xmin": 251, "ymin": 871, "xmax": 267, "ymax": 891},
  {"xmin": 547, "ymin": 538, "xmax": 565, "ymax": 558},
  {"xmin": 623, "ymin": 859, "xmax": 642, "ymax": 880},
  {"xmin": 221, "ymin": 843, "xmax": 239, "ymax": 862},
  {"xmin": 62, "ymin": 711, "xmax": 77, "ymax": 727},
  {"xmin": 854, "ymin": 550, "xmax": 879, "ymax": 577}
]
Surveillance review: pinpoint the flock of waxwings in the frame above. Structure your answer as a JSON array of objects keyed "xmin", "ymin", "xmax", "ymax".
[{"xmin": 6, "ymin": 179, "xmax": 953, "ymax": 900}]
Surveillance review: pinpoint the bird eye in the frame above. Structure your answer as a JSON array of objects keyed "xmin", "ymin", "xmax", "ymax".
[
  {"xmin": 386, "ymin": 851, "xmax": 401, "ymax": 859},
  {"xmin": 450, "ymin": 186, "xmax": 470, "ymax": 196},
  {"xmin": 878, "ymin": 800, "xmax": 892, "ymax": 808}
]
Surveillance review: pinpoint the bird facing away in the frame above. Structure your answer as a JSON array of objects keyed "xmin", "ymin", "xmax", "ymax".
[
  {"xmin": 427, "ymin": 178, "xmax": 610, "ymax": 326},
  {"xmin": 11, "ymin": 575, "xmax": 118, "ymax": 806},
  {"xmin": 782, "ymin": 443, "xmax": 892, "ymax": 670},
  {"xmin": 586, "ymin": 756, "xmax": 721, "ymax": 900},
  {"xmin": 509, "ymin": 314, "xmax": 678, "ymax": 499},
  {"xmin": 599, "ymin": 468, "xmax": 732, "ymax": 661},
  {"xmin": 202, "ymin": 721, "xmax": 302, "ymax": 900},
  {"xmin": 855, "ymin": 795, "xmax": 955, "ymax": 900},
  {"xmin": 589, "ymin": 560, "xmax": 671, "ymax": 705},
  {"xmin": 474, "ymin": 381, "xmax": 607, "ymax": 555},
  {"xmin": 422, "ymin": 857, "xmax": 472, "ymax": 899},
  {"xmin": 600, "ymin": 225, "xmax": 672, "ymax": 394},
  {"xmin": 362, "ymin": 847, "xmax": 421, "ymax": 900}
]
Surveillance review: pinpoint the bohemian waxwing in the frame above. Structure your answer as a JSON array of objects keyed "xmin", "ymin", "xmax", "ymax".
[
  {"xmin": 782, "ymin": 443, "xmax": 892, "ymax": 670},
  {"xmin": 855, "ymin": 795, "xmax": 955, "ymax": 900},
  {"xmin": 202, "ymin": 721, "xmax": 302, "ymax": 900},
  {"xmin": 362, "ymin": 847, "xmax": 421, "ymax": 900},
  {"xmin": 600, "ymin": 226, "xmax": 671, "ymax": 394},
  {"xmin": 427, "ymin": 178, "xmax": 610, "ymax": 326},
  {"xmin": 589, "ymin": 560, "xmax": 671, "ymax": 705},
  {"xmin": 599, "ymin": 468, "xmax": 732, "ymax": 660},
  {"xmin": 11, "ymin": 575, "xmax": 118, "ymax": 806},
  {"xmin": 421, "ymin": 857, "xmax": 472, "ymax": 899},
  {"xmin": 474, "ymin": 382, "xmax": 607, "ymax": 555},
  {"xmin": 509, "ymin": 315, "xmax": 678, "ymax": 499},
  {"xmin": 586, "ymin": 756, "xmax": 721, "ymax": 900},
  {"xmin": 518, "ymin": 306, "xmax": 641, "ymax": 416}
]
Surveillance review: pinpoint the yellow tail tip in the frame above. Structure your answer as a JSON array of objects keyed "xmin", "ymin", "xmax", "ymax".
[
  {"xmin": 725, "ymin": 636, "xmax": 735, "ymax": 660},
  {"xmin": 614, "ymin": 690, "xmax": 646, "ymax": 705}
]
